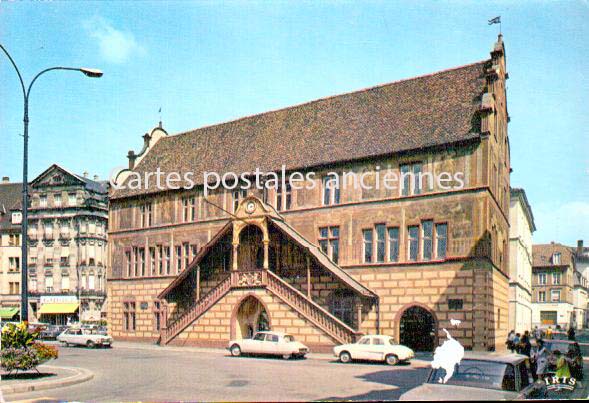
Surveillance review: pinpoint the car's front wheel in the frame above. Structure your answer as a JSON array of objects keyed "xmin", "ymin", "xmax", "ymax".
[
  {"xmin": 86, "ymin": 340, "xmax": 96, "ymax": 349},
  {"xmin": 339, "ymin": 351, "xmax": 352, "ymax": 363},
  {"xmin": 230, "ymin": 344, "xmax": 242, "ymax": 357},
  {"xmin": 385, "ymin": 354, "xmax": 399, "ymax": 366}
]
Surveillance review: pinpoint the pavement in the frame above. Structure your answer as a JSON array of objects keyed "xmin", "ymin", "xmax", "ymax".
[
  {"xmin": 4, "ymin": 341, "xmax": 587, "ymax": 401},
  {"xmin": 4, "ymin": 342, "xmax": 432, "ymax": 402}
]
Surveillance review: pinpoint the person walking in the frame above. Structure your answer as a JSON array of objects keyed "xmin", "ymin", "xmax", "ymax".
[{"xmin": 546, "ymin": 326, "xmax": 553, "ymax": 340}]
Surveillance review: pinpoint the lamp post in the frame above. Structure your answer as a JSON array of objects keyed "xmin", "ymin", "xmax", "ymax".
[{"xmin": 0, "ymin": 43, "xmax": 102, "ymax": 322}]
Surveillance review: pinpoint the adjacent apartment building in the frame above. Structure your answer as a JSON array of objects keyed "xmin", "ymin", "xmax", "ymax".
[
  {"xmin": 532, "ymin": 243, "xmax": 581, "ymax": 329},
  {"xmin": 107, "ymin": 35, "xmax": 511, "ymax": 351},
  {"xmin": 0, "ymin": 177, "xmax": 23, "ymax": 321},
  {"xmin": 27, "ymin": 165, "xmax": 108, "ymax": 325},
  {"xmin": 507, "ymin": 188, "xmax": 535, "ymax": 333}
]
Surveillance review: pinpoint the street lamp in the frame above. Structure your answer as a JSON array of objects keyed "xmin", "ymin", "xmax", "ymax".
[{"xmin": 0, "ymin": 43, "xmax": 102, "ymax": 322}]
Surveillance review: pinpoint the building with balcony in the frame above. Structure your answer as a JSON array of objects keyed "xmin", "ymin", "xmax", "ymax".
[
  {"xmin": 107, "ymin": 35, "xmax": 511, "ymax": 351},
  {"xmin": 27, "ymin": 164, "xmax": 108, "ymax": 325},
  {"xmin": 508, "ymin": 188, "xmax": 535, "ymax": 333},
  {"xmin": 0, "ymin": 177, "xmax": 23, "ymax": 321}
]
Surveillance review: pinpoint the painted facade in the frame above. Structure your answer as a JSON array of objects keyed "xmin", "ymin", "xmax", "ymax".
[
  {"xmin": 27, "ymin": 165, "xmax": 108, "ymax": 325},
  {"xmin": 108, "ymin": 36, "xmax": 511, "ymax": 351}
]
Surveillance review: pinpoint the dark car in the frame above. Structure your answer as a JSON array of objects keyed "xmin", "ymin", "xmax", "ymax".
[
  {"xmin": 542, "ymin": 340, "xmax": 584, "ymax": 380},
  {"xmin": 40, "ymin": 325, "xmax": 67, "ymax": 340},
  {"xmin": 400, "ymin": 353, "xmax": 546, "ymax": 400}
]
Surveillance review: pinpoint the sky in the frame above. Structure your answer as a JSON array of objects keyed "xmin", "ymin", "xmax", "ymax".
[{"xmin": 0, "ymin": 1, "xmax": 587, "ymax": 245}]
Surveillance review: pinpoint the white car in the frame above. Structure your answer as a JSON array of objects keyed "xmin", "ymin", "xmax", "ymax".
[
  {"xmin": 334, "ymin": 335, "xmax": 414, "ymax": 365},
  {"xmin": 228, "ymin": 331, "xmax": 309, "ymax": 359},
  {"xmin": 57, "ymin": 327, "xmax": 113, "ymax": 348}
]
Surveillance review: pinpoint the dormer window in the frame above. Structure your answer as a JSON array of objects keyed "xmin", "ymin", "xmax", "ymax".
[
  {"xmin": 11, "ymin": 211, "xmax": 22, "ymax": 224},
  {"xmin": 552, "ymin": 252, "xmax": 561, "ymax": 265}
]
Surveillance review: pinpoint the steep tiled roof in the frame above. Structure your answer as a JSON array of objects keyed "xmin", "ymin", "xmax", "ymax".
[
  {"xmin": 113, "ymin": 60, "xmax": 490, "ymax": 199},
  {"xmin": 0, "ymin": 182, "xmax": 22, "ymax": 231},
  {"xmin": 533, "ymin": 243, "xmax": 574, "ymax": 268}
]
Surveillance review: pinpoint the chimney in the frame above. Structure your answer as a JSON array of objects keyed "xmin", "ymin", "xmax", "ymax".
[
  {"xmin": 1, "ymin": 176, "xmax": 9, "ymax": 183},
  {"xmin": 83, "ymin": 171, "xmax": 89, "ymax": 178},
  {"xmin": 578, "ymin": 240, "xmax": 584, "ymax": 255},
  {"xmin": 93, "ymin": 175, "xmax": 99, "ymax": 181}
]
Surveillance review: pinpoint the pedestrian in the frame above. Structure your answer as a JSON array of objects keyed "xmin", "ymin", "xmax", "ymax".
[
  {"xmin": 507, "ymin": 330, "xmax": 515, "ymax": 352},
  {"xmin": 546, "ymin": 326, "xmax": 553, "ymax": 340},
  {"xmin": 554, "ymin": 350, "xmax": 571, "ymax": 378},
  {"xmin": 568, "ymin": 326, "xmax": 576, "ymax": 341},
  {"xmin": 513, "ymin": 333, "xmax": 521, "ymax": 353},
  {"xmin": 535, "ymin": 326, "xmax": 542, "ymax": 340},
  {"xmin": 520, "ymin": 332, "xmax": 532, "ymax": 357},
  {"xmin": 534, "ymin": 339, "xmax": 549, "ymax": 379}
]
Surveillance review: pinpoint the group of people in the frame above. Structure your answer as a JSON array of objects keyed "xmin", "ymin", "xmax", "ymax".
[{"xmin": 506, "ymin": 325, "xmax": 577, "ymax": 380}]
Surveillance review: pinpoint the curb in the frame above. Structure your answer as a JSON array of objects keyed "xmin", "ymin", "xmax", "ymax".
[{"xmin": 1, "ymin": 365, "xmax": 94, "ymax": 395}]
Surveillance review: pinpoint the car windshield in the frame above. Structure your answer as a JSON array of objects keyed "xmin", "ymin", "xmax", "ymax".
[
  {"xmin": 284, "ymin": 335, "xmax": 295, "ymax": 342},
  {"xmin": 388, "ymin": 339, "xmax": 397, "ymax": 346},
  {"xmin": 428, "ymin": 359, "xmax": 516, "ymax": 392}
]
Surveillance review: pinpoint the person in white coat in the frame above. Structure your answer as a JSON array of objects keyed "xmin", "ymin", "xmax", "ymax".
[{"xmin": 534, "ymin": 339, "xmax": 549, "ymax": 379}]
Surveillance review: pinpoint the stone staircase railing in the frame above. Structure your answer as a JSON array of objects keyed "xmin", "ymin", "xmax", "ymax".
[
  {"xmin": 265, "ymin": 270, "xmax": 361, "ymax": 345},
  {"xmin": 160, "ymin": 275, "xmax": 231, "ymax": 345}
]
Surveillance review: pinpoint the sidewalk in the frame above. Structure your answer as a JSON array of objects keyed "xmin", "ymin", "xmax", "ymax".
[{"xmin": 0, "ymin": 365, "xmax": 93, "ymax": 395}]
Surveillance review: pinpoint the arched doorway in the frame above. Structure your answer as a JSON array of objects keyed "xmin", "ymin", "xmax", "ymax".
[
  {"xmin": 238, "ymin": 225, "xmax": 264, "ymax": 271},
  {"xmin": 399, "ymin": 305, "xmax": 436, "ymax": 352},
  {"xmin": 233, "ymin": 295, "xmax": 271, "ymax": 339}
]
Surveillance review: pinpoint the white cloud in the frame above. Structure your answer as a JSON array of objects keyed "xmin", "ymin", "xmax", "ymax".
[
  {"xmin": 533, "ymin": 200, "xmax": 589, "ymax": 245},
  {"xmin": 84, "ymin": 16, "xmax": 145, "ymax": 64}
]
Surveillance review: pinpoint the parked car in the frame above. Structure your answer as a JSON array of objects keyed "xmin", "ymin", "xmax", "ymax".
[
  {"xmin": 333, "ymin": 335, "xmax": 414, "ymax": 366},
  {"xmin": 541, "ymin": 339, "xmax": 584, "ymax": 380},
  {"xmin": 40, "ymin": 325, "xmax": 67, "ymax": 340},
  {"xmin": 228, "ymin": 331, "xmax": 308, "ymax": 359},
  {"xmin": 57, "ymin": 327, "xmax": 113, "ymax": 348},
  {"xmin": 400, "ymin": 353, "xmax": 546, "ymax": 400}
]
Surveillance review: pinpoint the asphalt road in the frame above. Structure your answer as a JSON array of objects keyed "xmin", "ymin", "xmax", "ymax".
[{"xmin": 5, "ymin": 344, "xmax": 431, "ymax": 402}]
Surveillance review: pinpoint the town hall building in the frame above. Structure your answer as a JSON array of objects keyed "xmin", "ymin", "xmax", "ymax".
[{"xmin": 107, "ymin": 35, "xmax": 511, "ymax": 352}]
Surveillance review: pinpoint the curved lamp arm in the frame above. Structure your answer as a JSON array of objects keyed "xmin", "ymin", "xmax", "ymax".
[{"xmin": 0, "ymin": 43, "xmax": 26, "ymax": 100}]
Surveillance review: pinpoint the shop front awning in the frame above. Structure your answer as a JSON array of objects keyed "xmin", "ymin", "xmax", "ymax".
[
  {"xmin": 38, "ymin": 303, "xmax": 79, "ymax": 315},
  {"xmin": 0, "ymin": 307, "xmax": 19, "ymax": 319}
]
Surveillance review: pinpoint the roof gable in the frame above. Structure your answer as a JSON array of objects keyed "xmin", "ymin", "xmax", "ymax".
[{"xmin": 31, "ymin": 164, "xmax": 107, "ymax": 194}]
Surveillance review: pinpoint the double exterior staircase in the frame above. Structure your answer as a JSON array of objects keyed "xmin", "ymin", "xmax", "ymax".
[
  {"xmin": 160, "ymin": 269, "xmax": 361, "ymax": 345},
  {"xmin": 160, "ymin": 275, "xmax": 232, "ymax": 345},
  {"xmin": 265, "ymin": 270, "xmax": 361, "ymax": 345}
]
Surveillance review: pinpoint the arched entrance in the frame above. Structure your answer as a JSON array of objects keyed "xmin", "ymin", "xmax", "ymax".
[
  {"xmin": 238, "ymin": 225, "xmax": 264, "ymax": 271},
  {"xmin": 233, "ymin": 295, "xmax": 271, "ymax": 339},
  {"xmin": 399, "ymin": 305, "xmax": 436, "ymax": 352}
]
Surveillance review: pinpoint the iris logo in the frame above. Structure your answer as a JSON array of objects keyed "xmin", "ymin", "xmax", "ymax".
[{"xmin": 544, "ymin": 376, "xmax": 577, "ymax": 392}]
